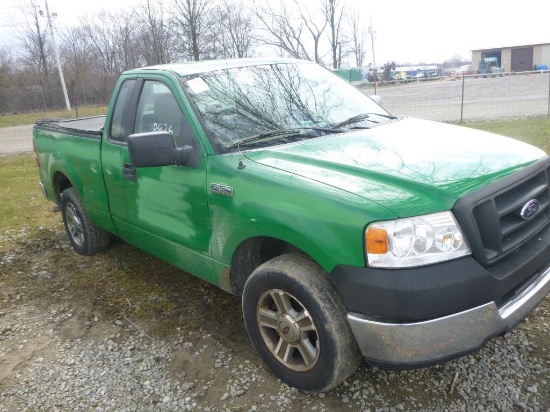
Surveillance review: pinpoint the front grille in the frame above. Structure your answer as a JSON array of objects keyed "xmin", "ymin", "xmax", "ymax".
[{"xmin": 454, "ymin": 159, "xmax": 550, "ymax": 266}]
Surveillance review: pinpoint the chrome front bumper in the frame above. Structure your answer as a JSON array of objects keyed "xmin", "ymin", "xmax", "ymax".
[{"xmin": 347, "ymin": 265, "xmax": 550, "ymax": 367}]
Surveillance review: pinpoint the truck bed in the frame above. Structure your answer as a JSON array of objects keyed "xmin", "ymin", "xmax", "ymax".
[{"xmin": 35, "ymin": 115, "xmax": 106, "ymax": 138}]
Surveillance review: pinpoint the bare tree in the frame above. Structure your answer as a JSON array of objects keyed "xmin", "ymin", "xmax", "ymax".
[
  {"xmin": 81, "ymin": 12, "xmax": 121, "ymax": 76},
  {"xmin": 80, "ymin": 9, "xmax": 143, "ymax": 103},
  {"xmin": 348, "ymin": 7, "xmax": 366, "ymax": 67},
  {"xmin": 253, "ymin": 1, "xmax": 311, "ymax": 61},
  {"xmin": 94, "ymin": 9, "xmax": 143, "ymax": 70},
  {"xmin": 292, "ymin": 0, "xmax": 327, "ymax": 64},
  {"xmin": 15, "ymin": 0, "xmax": 54, "ymax": 108},
  {"xmin": 136, "ymin": 0, "xmax": 174, "ymax": 65},
  {"xmin": 0, "ymin": 47, "xmax": 14, "ymax": 112},
  {"xmin": 213, "ymin": 0, "xmax": 256, "ymax": 59},
  {"xmin": 322, "ymin": 0, "xmax": 347, "ymax": 69},
  {"xmin": 0, "ymin": 47, "xmax": 12, "ymax": 88},
  {"xmin": 115, "ymin": 10, "xmax": 142, "ymax": 70},
  {"xmin": 254, "ymin": 0, "xmax": 347, "ymax": 67},
  {"xmin": 171, "ymin": 0, "xmax": 216, "ymax": 61},
  {"xmin": 59, "ymin": 26, "xmax": 94, "ymax": 105}
]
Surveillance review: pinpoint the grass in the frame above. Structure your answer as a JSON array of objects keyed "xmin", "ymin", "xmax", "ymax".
[
  {"xmin": 0, "ymin": 155, "xmax": 57, "ymax": 232},
  {"xmin": 0, "ymin": 105, "xmax": 109, "ymax": 127},
  {"xmin": 463, "ymin": 117, "xmax": 550, "ymax": 153}
]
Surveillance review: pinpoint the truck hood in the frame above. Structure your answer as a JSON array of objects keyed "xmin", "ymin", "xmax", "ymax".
[{"xmin": 244, "ymin": 118, "xmax": 546, "ymax": 217}]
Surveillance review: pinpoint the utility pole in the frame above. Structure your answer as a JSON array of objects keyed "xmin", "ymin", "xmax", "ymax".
[
  {"xmin": 369, "ymin": 16, "xmax": 377, "ymax": 95},
  {"xmin": 43, "ymin": 0, "xmax": 70, "ymax": 111}
]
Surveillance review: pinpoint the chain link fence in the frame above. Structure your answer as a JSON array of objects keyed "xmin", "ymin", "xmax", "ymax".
[
  {"xmin": 2, "ymin": 71, "xmax": 550, "ymax": 121},
  {"xmin": 363, "ymin": 71, "xmax": 550, "ymax": 122},
  {"xmin": 0, "ymin": 79, "xmax": 117, "ymax": 115}
]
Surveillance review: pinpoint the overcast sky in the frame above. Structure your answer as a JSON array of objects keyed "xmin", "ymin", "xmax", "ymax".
[{"xmin": 1, "ymin": 0, "xmax": 549, "ymax": 66}]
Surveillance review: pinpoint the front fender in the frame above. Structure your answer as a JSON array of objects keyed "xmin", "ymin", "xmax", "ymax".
[{"xmin": 207, "ymin": 154, "xmax": 395, "ymax": 274}]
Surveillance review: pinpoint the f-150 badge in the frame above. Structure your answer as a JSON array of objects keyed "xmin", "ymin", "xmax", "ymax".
[{"xmin": 210, "ymin": 183, "xmax": 234, "ymax": 197}]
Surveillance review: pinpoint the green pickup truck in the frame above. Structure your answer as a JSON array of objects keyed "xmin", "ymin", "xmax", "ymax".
[{"xmin": 34, "ymin": 58, "xmax": 550, "ymax": 392}]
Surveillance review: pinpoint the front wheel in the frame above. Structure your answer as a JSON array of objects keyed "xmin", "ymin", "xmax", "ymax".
[
  {"xmin": 242, "ymin": 253, "xmax": 362, "ymax": 392},
  {"xmin": 60, "ymin": 187, "xmax": 110, "ymax": 255}
]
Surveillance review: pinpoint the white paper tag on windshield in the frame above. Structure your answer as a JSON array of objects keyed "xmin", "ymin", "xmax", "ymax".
[{"xmin": 187, "ymin": 77, "xmax": 209, "ymax": 94}]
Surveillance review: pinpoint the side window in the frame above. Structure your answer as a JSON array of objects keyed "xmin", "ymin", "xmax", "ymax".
[
  {"xmin": 135, "ymin": 80, "xmax": 190, "ymax": 148},
  {"xmin": 109, "ymin": 79, "xmax": 136, "ymax": 142}
]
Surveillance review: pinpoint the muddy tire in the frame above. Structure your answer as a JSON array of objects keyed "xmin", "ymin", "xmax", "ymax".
[
  {"xmin": 242, "ymin": 253, "xmax": 362, "ymax": 392},
  {"xmin": 60, "ymin": 187, "xmax": 110, "ymax": 255}
]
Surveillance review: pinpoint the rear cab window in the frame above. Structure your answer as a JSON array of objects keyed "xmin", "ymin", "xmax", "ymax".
[{"xmin": 109, "ymin": 79, "xmax": 136, "ymax": 142}]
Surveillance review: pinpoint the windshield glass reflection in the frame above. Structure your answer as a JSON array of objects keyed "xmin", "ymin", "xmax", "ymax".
[{"xmin": 181, "ymin": 62, "xmax": 392, "ymax": 152}]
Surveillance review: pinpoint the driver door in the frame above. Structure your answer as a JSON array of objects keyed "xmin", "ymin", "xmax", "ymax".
[{"xmin": 116, "ymin": 77, "xmax": 215, "ymax": 282}]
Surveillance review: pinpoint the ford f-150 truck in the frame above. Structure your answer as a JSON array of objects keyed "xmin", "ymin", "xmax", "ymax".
[{"xmin": 34, "ymin": 58, "xmax": 550, "ymax": 392}]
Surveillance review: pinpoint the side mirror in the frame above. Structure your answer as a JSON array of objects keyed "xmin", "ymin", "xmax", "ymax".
[
  {"xmin": 127, "ymin": 131, "xmax": 192, "ymax": 167},
  {"xmin": 369, "ymin": 95, "xmax": 382, "ymax": 106}
]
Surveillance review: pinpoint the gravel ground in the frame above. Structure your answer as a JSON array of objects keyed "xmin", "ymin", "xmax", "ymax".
[{"xmin": 1, "ymin": 226, "xmax": 549, "ymax": 412}]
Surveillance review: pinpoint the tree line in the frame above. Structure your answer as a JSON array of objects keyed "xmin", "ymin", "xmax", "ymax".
[{"xmin": 0, "ymin": 0, "xmax": 373, "ymax": 114}]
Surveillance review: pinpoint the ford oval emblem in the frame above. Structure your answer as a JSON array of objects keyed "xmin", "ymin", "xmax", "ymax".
[{"xmin": 520, "ymin": 199, "xmax": 540, "ymax": 220}]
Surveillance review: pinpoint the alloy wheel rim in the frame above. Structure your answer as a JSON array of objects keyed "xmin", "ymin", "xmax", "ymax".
[
  {"xmin": 256, "ymin": 289, "xmax": 320, "ymax": 371},
  {"xmin": 66, "ymin": 203, "xmax": 85, "ymax": 247}
]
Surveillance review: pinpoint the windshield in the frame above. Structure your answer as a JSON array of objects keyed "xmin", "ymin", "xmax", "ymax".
[{"xmin": 181, "ymin": 62, "xmax": 393, "ymax": 152}]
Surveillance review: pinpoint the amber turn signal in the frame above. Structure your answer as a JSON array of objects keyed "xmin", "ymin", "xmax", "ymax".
[{"xmin": 366, "ymin": 227, "xmax": 388, "ymax": 254}]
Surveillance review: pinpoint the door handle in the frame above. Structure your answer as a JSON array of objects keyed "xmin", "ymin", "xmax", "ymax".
[{"xmin": 123, "ymin": 162, "xmax": 137, "ymax": 182}]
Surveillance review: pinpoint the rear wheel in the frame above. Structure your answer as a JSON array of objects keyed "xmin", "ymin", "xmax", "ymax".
[
  {"xmin": 60, "ymin": 187, "xmax": 110, "ymax": 255},
  {"xmin": 242, "ymin": 253, "xmax": 362, "ymax": 392}
]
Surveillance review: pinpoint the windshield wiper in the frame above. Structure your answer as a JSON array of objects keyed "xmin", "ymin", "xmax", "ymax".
[
  {"xmin": 227, "ymin": 129, "xmax": 303, "ymax": 150},
  {"xmin": 332, "ymin": 112, "xmax": 398, "ymax": 129},
  {"xmin": 226, "ymin": 127, "xmax": 345, "ymax": 150}
]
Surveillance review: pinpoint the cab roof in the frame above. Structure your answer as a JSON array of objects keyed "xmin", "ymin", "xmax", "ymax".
[{"xmin": 130, "ymin": 58, "xmax": 312, "ymax": 77}]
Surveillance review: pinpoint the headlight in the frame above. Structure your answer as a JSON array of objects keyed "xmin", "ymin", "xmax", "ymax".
[{"xmin": 365, "ymin": 211, "xmax": 470, "ymax": 268}]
